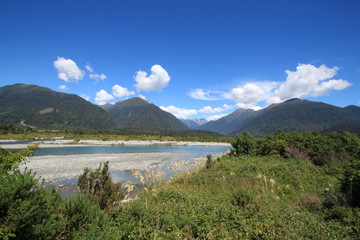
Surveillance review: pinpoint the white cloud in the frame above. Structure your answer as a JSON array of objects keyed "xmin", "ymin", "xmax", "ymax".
[
  {"xmin": 134, "ymin": 65, "xmax": 170, "ymax": 92},
  {"xmin": 160, "ymin": 105, "xmax": 198, "ymax": 119},
  {"xmin": 139, "ymin": 95, "xmax": 146, "ymax": 100},
  {"xmin": 53, "ymin": 57, "xmax": 84, "ymax": 83},
  {"xmin": 85, "ymin": 64, "xmax": 94, "ymax": 72},
  {"xmin": 230, "ymin": 83, "xmax": 266, "ymax": 108},
  {"xmin": 80, "ymin": 94, "xmax": 90, "ymax": 101},
  {"xmin": 313, "ymin": 79, "xmax": 351, "ymax": 96},
  {"xmin": 199, "ymin": 104, "xmax": 234, "ymax": 114},
  {"xmin": 95, "ymin": 90, "xmax": 114, "ymax": 105},
  {"xmin": 268, "ymin": 64, "xmax": 352, "ymax": 104},
  {"xmin": 90, "ymin": 73, "xmax": 107, "ymax": 81},
  {"xmin": 207, "ymin": 114, "xmax": 227, "ymax": 121},
  {"xmin": 112, "ymin": 84, "xmax": 135, "ymax": 98},
  {"xmin": 58, "ymin": 85, "xmax": 68, "ymax": 91},
  {"xmin": 188, "ymin": 89, "xmax": 223, "ymax": 101}
]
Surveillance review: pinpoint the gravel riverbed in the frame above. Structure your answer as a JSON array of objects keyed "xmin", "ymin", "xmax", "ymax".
[{"xmin": 20, "ymin": 152, "xmax": 191, "ymax": 183}]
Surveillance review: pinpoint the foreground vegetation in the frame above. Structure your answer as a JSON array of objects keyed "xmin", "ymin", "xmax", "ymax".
[{"xmin": 0, "ymin": 131, "xmax": 359, "ymax": 239}]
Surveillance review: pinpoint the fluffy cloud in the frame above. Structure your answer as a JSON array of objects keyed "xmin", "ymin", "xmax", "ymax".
[
  {"xmin": 85, "ymin": 64, "xmax": 94, "ymax": 72},
  {"xmin": 207, "ymin": 114, "xmax": 227, "ymax": 121},
  {"xmin": 58, "ymin": 85, "xmax": 68, "ymax": 91},
  {"xmin": 160, "ymin": 105, "xmax": 198, "ymax": 119},
  {"xmin": 188, "ymin": 89, "xmax": 223, "ymax": 101},
  {"xmin": 313, "ymin": 79, "xmax": 351, "ymax": 96},
  {"xmin": 134, "ymin": 65, "xmax": 170, "ymax": 92},
  {"xmin": 230, "ymin": 83, "xmax": 267, "ymax": 108},
  {"xmin": 80, "ymin": 94, "xmax": 90, "ymax": 101},
  {"xmin": 139, "ymin": 95, "xmax": 146, "ymax": 100},
  {"xmin": 199, "ymin": 104, "xmax": 234, "ymax": 114},
  {"xmin": 112, "ymin": 84, "xmax": 135, "ymax": 98},
  {"xmin": 53, "ymin": 57, "xmax": 84, "ymax": 83},
  {"xmin": 193, "ymin": 64, "xmax": 351, "ymax": 109},
  {"xmin": 90, "ymin": 73, "xmax": 107, "ymax": 81},
  {"xmin": 268, "ymin": 64, "xmax": 352, "ymax": 104},
  {"xmin": 95, "ymin": 90, "xmax": 114, "ymax": 105}
]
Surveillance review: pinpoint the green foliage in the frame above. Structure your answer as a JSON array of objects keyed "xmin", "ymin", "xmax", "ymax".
[
  {"xmin": 78, "ymin": 161, "xmax": 124, "ymax": 210},
  {"xmin": 231, "ymin": 131, "xmax": 256, "ymax": 155},
  {"xmin": 0, "ymin": 169, "xmax": 65, "ymax": 239},
  {"xmin": 232, "ymin": 131, "xmax": 360, "ymax": 165},
  {"xmin": 0, "ymin": 149, "xmax": 119, "ymax": 239},
  {"xmin": 342, "ymin": 157, "xmax": 360, "ymax": 207},
  {"xmin": 112, "ymin": 154, "xmax": 358, "ymax": 239},
  {"xmin": 205, "ymin": 154, "xmax": 213, "ymax": 169},
  {"xmin": 231, "ymin": 188, "xmax": 253, "ymax": 207},
  {"xmin": 62, "ymin": 193, "xmax": 118, "ymax": 239},
  {"xmin": 0, "ymin": 144, "xmax": 38, "ymax": 171}
]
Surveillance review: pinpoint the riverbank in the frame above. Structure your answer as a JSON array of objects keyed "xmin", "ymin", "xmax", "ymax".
[
  {"xmin": 19, "ymin": 152, "xmax": 193, "ymax": 183},
  {"xmin": 0, "ymin": 139, "xmax": 231, "ymax": 149}
]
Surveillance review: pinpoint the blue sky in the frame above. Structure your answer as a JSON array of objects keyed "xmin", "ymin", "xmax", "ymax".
[{"xmin": 1, "ymin": 0, "xmax": 360, "ymax": 120}]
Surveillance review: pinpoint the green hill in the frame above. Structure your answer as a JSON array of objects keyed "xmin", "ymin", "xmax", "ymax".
[
  {"xmin": 0, "ymin": 84, "xmax": 117, "ymax": 130},
  {"xmin": 234, "ymin": 99, "xmax": 360, "ymax": 137},
  {"xmin": 105, "ymin": 97, "xmax": 189, "ymax": 133}
]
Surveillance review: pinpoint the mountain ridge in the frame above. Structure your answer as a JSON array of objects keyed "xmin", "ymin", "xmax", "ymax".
[{"xmin": 0, "ymin": 83, "xmax": 117, "ymax": 130}]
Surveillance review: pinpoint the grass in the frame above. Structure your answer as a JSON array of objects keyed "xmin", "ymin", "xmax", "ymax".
[{"xmin": 112, "ymin": 155, "xmax": 359, "ymax": 239}]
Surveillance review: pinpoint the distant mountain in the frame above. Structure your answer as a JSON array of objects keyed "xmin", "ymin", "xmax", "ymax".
[
  {"xmin": 198, "ymin": 108, "xmax": 260, "ymax": 135},
  {"xmin": 345, "ymin": 105, "xmax": 360, "ymax": 118},
  {"xmin": 198, "ymin": 98, "xmax": 360, "ymax": 137},
  {"xmin": 181, "ymin": 118, "xmax": 209, "ymax": 129},
  {"xmin": 234, "ymin": 99, "xmax": 360, "ymax": 137},
  {"xmin": 104, "ymin": 97, "xmax": 189, "ymax": 133},
  {"xmin": 0, "ymin": 84, "xmax": 117, "ymax": 130}
]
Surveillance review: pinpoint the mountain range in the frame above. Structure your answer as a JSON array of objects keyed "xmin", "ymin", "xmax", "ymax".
[
  {"xmin": 1, "ymin": 84, "xmax": 360, "ymax": 136},
  {"xmin": 181, "ymin": 118, "xmax": 209, "ymax": 129},
  {"xmin": 196, "ymin": 98, "xmax": 360, "ymax": 137}
]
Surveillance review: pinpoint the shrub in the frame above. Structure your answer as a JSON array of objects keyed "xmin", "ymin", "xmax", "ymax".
[
  {"xmin": 0, "ymin": 170, "xmax": 65, "ymax": 239},
  {"xmin": 77, "ymin": 161, "xmax": 124, "ymax": 210},
  {"xmin": 341, "ymin": 158, "xmax": 360, "ymax": 207},
  {"xmin": 206, "ymin": 154, "xmax": 213, "ymax": 169},
  {"xmin": 231, "ymin": 132, "xmax": 256, "ymax": 156},
  {"xmin": 231, "ymin": 188, "xmax": 253, "ymax": 207},
  {"xmin": 0, "ymin": 144, "xmax": 38, "ymax": 171}
]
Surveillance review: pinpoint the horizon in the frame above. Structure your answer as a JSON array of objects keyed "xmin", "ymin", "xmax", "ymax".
[{"xmin": 1, "ymin": 0, "xmax": 359, "ymax": 121}]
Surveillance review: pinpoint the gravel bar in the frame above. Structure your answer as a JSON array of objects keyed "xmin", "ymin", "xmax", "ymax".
[{"xmin": 20, "ymin": 152, "xmax": 190, "ymax": 183}]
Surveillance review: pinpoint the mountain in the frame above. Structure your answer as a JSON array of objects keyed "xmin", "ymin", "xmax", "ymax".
[
  {"xmin": 0, "ymin": 84, "xmax": 117, "ymax": 130},
  {"xmin": 198, "ymin": 108, "xmax": 260, "ymax": 135},
  {"xmin": 181, "ymin": 118, "xmax": 209, "ymax": 129},
  {"xmin": 104, "ymin": 97, "xmax": 189, "ymax": 133},
  {"xmin": 234, "ymin": 99, "xmax": 360, "ymax": 137},
  {"xmin": 198, "ymin": 98, "xmax": 360, "ymax": 137},
  {"xmin": 345, "ymin": 105, "xmax": 360, "ymax": 118}
]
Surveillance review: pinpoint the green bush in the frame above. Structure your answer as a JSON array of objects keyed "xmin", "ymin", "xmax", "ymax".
[
  {"xmin": 231, "ymin": 188, "xmax": 253, "ymax": 207},
  {"xmin": 341, "ymin": 158, "xmax": 360, "ymax": 207},
  {"xmin": 0, "ymin": 144, "xmax": 38, "ymax": 171},
  {"xmin": 78, "ymin": 161, "xmax": 124, "ymax": 210},
  {"xmin": 0, "ymin": 169, "xmax": 65, "ymax": 239},
  {"xmin": 231, "ymin": 132, "xmax": 256, "ymax": 156}
]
